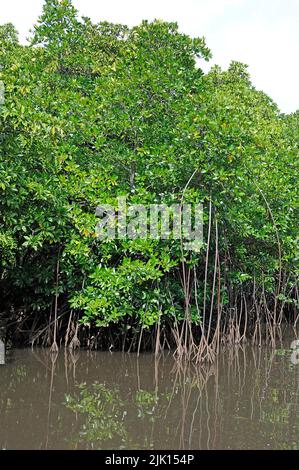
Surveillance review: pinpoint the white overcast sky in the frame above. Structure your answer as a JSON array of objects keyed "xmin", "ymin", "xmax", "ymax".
[{"xmin": 1, "ymin": 0, "xmax": 298, "ymax": 113}]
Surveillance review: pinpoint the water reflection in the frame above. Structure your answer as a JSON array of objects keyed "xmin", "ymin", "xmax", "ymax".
[{"xmin": 0, "ymin": 345, "xmax": 298, "ymax": 449}]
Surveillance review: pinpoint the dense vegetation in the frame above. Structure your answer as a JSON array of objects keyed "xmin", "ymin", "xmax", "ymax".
[{"xmin": 0, "ymin": 0, "xmax": 298, "ymax": 359}]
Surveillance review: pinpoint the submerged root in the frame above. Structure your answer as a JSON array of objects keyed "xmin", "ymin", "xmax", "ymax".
[
  {"xmin": 69, "ymin": 322, "xmax": 81, "ymax": 350},
  {"xmin": 50, "ymin": 340, "xmax": 59, "ymax": 353}
]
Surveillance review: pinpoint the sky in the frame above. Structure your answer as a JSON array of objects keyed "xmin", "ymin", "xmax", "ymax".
[{"xmin": 1, "ymin": 0, "xmax": 298, "ymax": 113}]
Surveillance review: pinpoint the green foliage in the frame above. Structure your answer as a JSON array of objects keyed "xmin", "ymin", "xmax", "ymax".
[{"xmin": 0, "ymin": 0, "xmax": 298, "ymax": 345}]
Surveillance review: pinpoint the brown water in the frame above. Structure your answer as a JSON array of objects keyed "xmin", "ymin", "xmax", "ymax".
[{"xmin": 0, "ymin": 346, "xmax": 298, "ymax": 450}]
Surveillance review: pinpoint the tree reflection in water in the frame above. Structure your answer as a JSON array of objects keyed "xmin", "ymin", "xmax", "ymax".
[
  {"xmin": 0, "ymin": 343, "xmax": 298, "ymax": 449},
  {"xmin": 63, "ymin": 346, "xmax": 299, "ymax": 450}
]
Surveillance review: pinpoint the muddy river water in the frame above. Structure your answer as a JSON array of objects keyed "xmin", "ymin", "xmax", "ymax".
[{"xmin": 0, "ymin": 345, "xmax": 298, "ymax": 449}]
